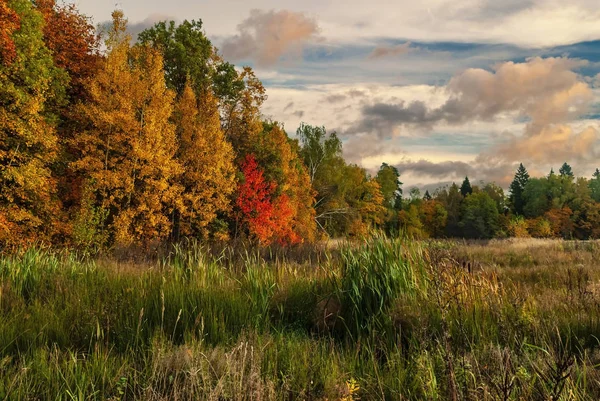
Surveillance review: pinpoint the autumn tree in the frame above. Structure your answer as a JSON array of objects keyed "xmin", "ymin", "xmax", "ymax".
[
  {"xmin": 34, "ymin": 0, "xmax": 100, "ymax": 100},
  {"xmin": 235, "ymin": 154, "xmax": 277, "ymax": 244},
  {"xmin": 173, "ymin": 83, "xmax": 236, "ymax": 240},
  {"xmin": 73, "ymin": 11, "xmax": 182, "ymax": 246},
  {"xmin": 254, "ymin": 123, "xmax": 316, "ymax": 243},
  {"xmin": 420, "ymin": 200, "xmax": 448, "ymax": 238},
  {"xmin": 0, "ymin": 0, "xmax": 66, "ymax": 246}
]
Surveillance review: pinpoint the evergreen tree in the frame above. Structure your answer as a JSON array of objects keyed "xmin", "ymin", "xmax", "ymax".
[
  {"xmin": 460, "ymin": 177, "xmax": 473, "ymax": 197},
  {"xmin": 590, "ymin": 168, "xmax": 600, "ymax": 203},
  {"xmin": 508, "ymin": 163, "xmax": 529, "ymax": 215},
  {"xmin": 559, "ymin": 162, "xmax": 574, "ymax": 178},
  {"xmin": 423, "ymin": 190, "xmax": 432, "ymax": 201}
]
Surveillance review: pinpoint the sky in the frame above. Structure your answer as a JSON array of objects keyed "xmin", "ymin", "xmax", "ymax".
[{"xmin": 71, "ymin": 0, "xmax": 600, "ymax": 191}]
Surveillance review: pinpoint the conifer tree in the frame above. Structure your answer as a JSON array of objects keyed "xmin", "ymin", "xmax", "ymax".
[
  {"xmin": 460, "ymin": 176, "xmax": 473, "ymax": 197},
  {"xmin": 509, "ymin": 163, "xmax": 529, "ymax": 215},
  {"xmin": 559, "ymin": 162, "xmax": 574, "ymax": 178},
  {"xmin": 590, "ymin": 168, "xmax": 600, "ymax": 203}
]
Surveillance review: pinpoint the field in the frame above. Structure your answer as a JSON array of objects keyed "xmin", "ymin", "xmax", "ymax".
[{"xmin": 1, "ymin": 238, "xmax": 600, "ymax": 400}]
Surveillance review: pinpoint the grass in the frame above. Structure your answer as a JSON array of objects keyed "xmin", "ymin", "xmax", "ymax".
[{"xmin": 1, "ymin": 238, "xmax": 600, "ymax": 399}]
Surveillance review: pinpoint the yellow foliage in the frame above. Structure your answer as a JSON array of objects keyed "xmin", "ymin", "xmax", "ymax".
[
  {"xmin": 73, "ymin": 11, "xmax": 182, "ymax": 245},
  {"xmin": 174, "ymin": 83, "xmax": 236, "ymax": 239}
]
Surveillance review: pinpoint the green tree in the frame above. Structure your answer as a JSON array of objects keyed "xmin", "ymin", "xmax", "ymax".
[
  {"xmin": 483, "ymin": 182, "xmax": 505, "ymax": 213},
  {"xmin": 522, "ymin": 178, "xmax": 551, "ymax": 218},
  {"xmin": 375, "ymin": 163, "xmax": 402, "ymax": 209},
  {"xmin": 508, "ymin": 163, "xmax": 529, "ymax": 215},
  {"xmin": 138, "ymin": 19, "xmax": 243, "ymax": 103},
  {"xmin": 559, "ymin": 162, "xmax": 574, "ymax": 179},
  {"xmin": 435, "ymin": 183, "xmax": 462, "ymax": 237},
  {"xmin": 460, "ymin": 176, "xmax": 473, "ymax": 197},
  {"xmin": 589, "ymin": 168, "xmax": 600, "ymax": 202},
  {"xmin": 459, "ymin": 192, "xmax": 500, "ymax": 239}
]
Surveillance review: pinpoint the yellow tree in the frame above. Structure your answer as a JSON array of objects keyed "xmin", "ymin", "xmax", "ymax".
[
  {"xmin": 73, "ymin": 11, "xmax": 181, "ymax": 246},
  {"xmin": 173, "ymin": 83, "xmax": 236, "ymax": 239},
  {"xmin": 0, "ymin": 0, "xmax": 67, "ymax": 246}
]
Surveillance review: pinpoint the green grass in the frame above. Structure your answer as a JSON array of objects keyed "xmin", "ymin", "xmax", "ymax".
[{"xmin": 1, "ymin": 238, "xmax": 600, "ymax": 399}]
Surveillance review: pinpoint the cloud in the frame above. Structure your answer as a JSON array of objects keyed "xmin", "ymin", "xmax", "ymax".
[
  {"xmin": 368, "ymin": 42, "xmax": 413, "ymax": 59},
  {"xmin": 350, "ymin": 57, "xmax": 592, "ymax": 137},
  {"xmin": 487, "ymin": 125, "xmax": 600, "ymax": 165},
  {"xmin": 221, "ymin": 9, "xmax": 320, "ymax": 67},
  {"xmin": 98, "ymin": 14, "xmax": 176, "ymax": 42},
  {"xmin": 325, "ymin": 94, "xmax": 347, "ymax": 103},
  {"xmin": 395, "ymin": 159, "xmax": 474, "ymax": 178}
]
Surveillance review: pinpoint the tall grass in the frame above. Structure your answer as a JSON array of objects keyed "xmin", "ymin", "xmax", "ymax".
[{"xmin": 1, "ymin": 238, "xmax": 600, "ymax": 399}]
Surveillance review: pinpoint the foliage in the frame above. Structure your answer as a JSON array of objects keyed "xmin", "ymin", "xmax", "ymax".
[
  {"xmin": 459, "ymin": 192, "xmax": 500, "ymax": 239},
  {"xmin": 138, "ymin": 19, "xmax": 243, "ymax": 105},
  {"xmin": 73, "ymin": 12, "xmax": 182, "ymax": 246},
  {"xmin": 460, "ymin": 176, "xmax": 473, "ymax": 197},
  {"xmin": 0, "ymin": 0, "xmax": 66, "ymax": 247},
  {"xmin": 509, "ymin": 163, "xmax": 529, "ymax": 215},
  {"xmin": 173, "ymin": 83, "xmax": 236, "ymax": 239},
  {"xmin": 375, "ymin": 162, "xmax": 402, "ymax": 209}
]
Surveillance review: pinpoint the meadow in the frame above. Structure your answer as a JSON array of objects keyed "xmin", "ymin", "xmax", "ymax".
[{"xmin": 1, "ymin": 238, "xmax": 600, "ymax": 400}]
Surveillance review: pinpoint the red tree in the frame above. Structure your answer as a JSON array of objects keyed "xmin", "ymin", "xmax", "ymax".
[
  {"xmin": 236, "ymin": 155, "xmax": 276, "ymax": 244},
  {"xmin": 35, "ymin": 0, "xmax": 101, "ymax": 100}
]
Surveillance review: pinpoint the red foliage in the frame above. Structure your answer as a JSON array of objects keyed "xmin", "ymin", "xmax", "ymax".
[
  {"xmin": 272, "ymin": 194, "xmax": 301, "ymax": 245},
  {"xmin": 0, "ymin": 0, "xmax": 20, "ymax": 66},
  {"xmin": 35, "ymin": 0, "xmax": 101, "ymax": 99},
  {"xmin": 237, "ymin": 155, "xmax": 276, "ymax": 244},
  {"xmin": 236, "ymin": 155, "xmax": 300, "ymax": 245}
]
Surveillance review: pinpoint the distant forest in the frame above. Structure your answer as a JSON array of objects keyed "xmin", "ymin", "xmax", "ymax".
[{"xmin": 2, "ymin": 0, "xmax": 600, "ymax": 249}]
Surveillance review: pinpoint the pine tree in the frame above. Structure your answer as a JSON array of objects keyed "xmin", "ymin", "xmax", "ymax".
[
  {"xmin": 73, "ymin": 11, "xmax": 182, "ymax": 245},
  {"xmin": 460, "ymin": 177, "xmax": 473, "ymax": 197},
  {"xmin": 509, "ymin": 163, "xmax": 530, "ymax": 215},
  {"xmin": 589, "ymin": 168, "xmax": 600, "ymax": 203},
  {"xmin": 423, "ymin": 190, "xmax": 432, "ymax": 201},
  {"xmin": 559, "ymin": 162, "xmax": 574, "ymax": 178}
]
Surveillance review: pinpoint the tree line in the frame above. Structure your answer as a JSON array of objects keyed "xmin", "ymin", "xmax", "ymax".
[
  {"xmin": 2, "ymin": 1, "xmax": 599, "ymax": 249},
  {"xmin": 387, "ymin": 162, "xmax": 600, "ymax": 240},
  {"xmin": 1, "ymin": 2, "xmax": 388, "ymax": 248}
]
